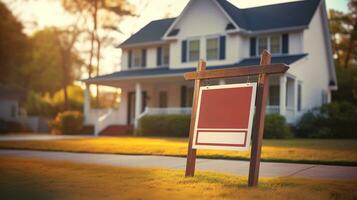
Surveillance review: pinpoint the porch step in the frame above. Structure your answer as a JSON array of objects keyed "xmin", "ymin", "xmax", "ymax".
[{"xmin": 99, "ymin": 125, "xmax": 133, "ymax": 136}]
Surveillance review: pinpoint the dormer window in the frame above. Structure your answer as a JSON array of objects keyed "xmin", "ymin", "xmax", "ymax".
[{"xmin": 256, "ymin": 35, "xmax": 282, "ymax": 55}]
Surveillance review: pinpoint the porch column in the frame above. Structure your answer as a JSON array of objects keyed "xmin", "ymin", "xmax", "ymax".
[
  {"xmin": 279, "ymin": 75, "xmax": 286, "ymax": 116},
  {"xmin": 84, "ymin": 83, "xmax": 91, "ymax": 125},
  {"xmin": 134, "ymin": 82, "xmax": 142, "ymax": 130}
]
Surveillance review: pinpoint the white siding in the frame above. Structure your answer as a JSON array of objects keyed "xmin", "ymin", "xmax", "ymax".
[
  {"xmin": 146, "ymin": 47, "xmax": 157, "ymax": 69},
  {"xmin": 289, "ymin": 31, "xmax": 304, "ymax": 54},
  {"xmin": 121, "ymin": 50, "xmax": 128, "ymax": 70},
  {"xmin": 169, "ymin": 0, "xmax": 239, "ymax": 68},
  {"xmin": 288, "ymin": 5, "xmax": 331, "ymax": 114}
]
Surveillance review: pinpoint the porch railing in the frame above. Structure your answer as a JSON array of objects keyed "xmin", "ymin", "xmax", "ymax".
[{"xmin": 266, "ymin": 105, "xmax": 280, "ymax": 114}]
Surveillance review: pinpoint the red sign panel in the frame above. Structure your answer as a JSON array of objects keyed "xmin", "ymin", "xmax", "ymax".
[{"xmin": 192, "ymin": 83, "xmax": 257, "ymax": 151}]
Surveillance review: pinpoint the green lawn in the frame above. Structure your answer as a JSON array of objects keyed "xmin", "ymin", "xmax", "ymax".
[
  {"xmin": 0, "ymin": 156, "xmax": 356, "ymax": 200},
  {"xmin": 0, "ymin": 136, "xmax": 356, "ymax": 165}
]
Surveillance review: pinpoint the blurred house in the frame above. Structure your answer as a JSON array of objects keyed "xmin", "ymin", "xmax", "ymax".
[
  {"xmin": 0, "ymin": 86, "xmax": 48, "ymax": 133},
  {"xmin": 0, "ymin": 86, "xmax": 26, "ymax": 122},
  {"xmin": 83, "ymin": 0, "xmax": 337, "ymax": 136}
]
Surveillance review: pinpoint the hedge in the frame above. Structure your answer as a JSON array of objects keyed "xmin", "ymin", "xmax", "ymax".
[
  {"xmin": 51, "ymin": 111, "xmax": 83, "ymax": 135},
  {"xmin": 296, "ymin": 102, "xmax": 357, "ymax": 138},
  {"xmin": 137, "ymin": 113, "xmax": 292, "ymax": 139},
  {"xmin": 0, "ymin": 118, "xmax": 31, "ymax": 134},
  {"xmin": 264, "ymin": 114, "xmax": 293, "ymax": 139},
  {"xmin": 137, "ymin": 114, "xmax": 191, "ymax": 137}
]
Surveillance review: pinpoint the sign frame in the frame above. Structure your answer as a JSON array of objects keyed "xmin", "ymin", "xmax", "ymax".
[
  {"xmin": 183, "ymin": 50, "xmax": 289, "ymax": 187},
  {"xmin": 192, "ymin": 83, "xmax": 257, "ymax": 151}
]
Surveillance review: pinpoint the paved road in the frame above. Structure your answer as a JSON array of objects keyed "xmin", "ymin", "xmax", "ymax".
[{"xmin": 1, "ymin": 150, "xmax": 356, "ymax": 180}]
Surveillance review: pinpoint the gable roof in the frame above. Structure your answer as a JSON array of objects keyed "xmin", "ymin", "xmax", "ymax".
[
  {"xmin": 119, "ymin": 0, "xmax": 322, "ymax": 48},
  {"xmin": 84, "ymin": 54, "xmax": 307, "ymax": 85},
  {"xmin": 217, "ymin": 0, "xmax": 321, "ymax": 32},
  {"xmin": 119, "ymin": 18, "xmax": 175, "ymax": 48}
]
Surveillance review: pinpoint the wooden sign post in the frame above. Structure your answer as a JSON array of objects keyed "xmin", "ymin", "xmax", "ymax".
[{"xmin": 184, "ymin": 50, "xmax": 289, "ymax": 187}]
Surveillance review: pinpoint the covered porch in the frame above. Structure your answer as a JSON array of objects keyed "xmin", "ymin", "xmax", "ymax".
[{"xmin": 83, "ymin": 71, "xmax": 301, "ymax": 136}]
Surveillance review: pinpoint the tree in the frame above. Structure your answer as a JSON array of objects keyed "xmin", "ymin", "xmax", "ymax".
[
  {"xmin": 25, "ymin": 28, "xmax": 64, "ymax": 95},
  {"xmin": 0, "ymin": 2, "xmax": 30, "ymax": 87},
  {"xmin": 329, "ymin": 0, "xmax": 357, "ymax": 68},
  {"xmin": 61, "ymin": 0, "xmax": 135, "ymax": 106},
  {"xmin": 53, "ymin": 26, "xmax": 84, "ymax": 109}
]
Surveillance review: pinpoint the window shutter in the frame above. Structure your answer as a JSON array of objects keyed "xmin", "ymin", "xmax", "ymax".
[
  {"xmin": 181, "ymin": 40, "xmax": 187, "ymax": 63},
  {"xmin": 128, "ymin": 50, "xmax": 132, "ymax": 68},
  {"xmin": 180, "ymin": 86, "xmax": 187, "ymax": 107},
  {"xmin": 250, "ymin": 37, "xmax": 256, "ymax": 57},
  {"xmin": 219, "ymin": 36, "xmax": 226, "ymax": 60},
  {"xmin": 282, "ymin": 34, "xmax": 289, "ymax": 54},
  {"xmin": 157, "ymin": 47, "xmax": 162, "ymax": 66},
  {"xmin": 142, "ymin": 49, "xmax": 147, "ymax": 67}
]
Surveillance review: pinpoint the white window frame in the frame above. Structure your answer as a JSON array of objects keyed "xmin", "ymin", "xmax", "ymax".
[
  {"xmin": 187, "ymin": 38, "xmax": 200, "ymax": 62},
  {"xmin": 256, "ymin": 35, "xmax": 282, "ymax": 56},
  {"xmin": 132, "ymin": 49, "xmax": 143, "ymax": 68},
  {"xmin": 206, "ymin": 36, "xmax": 220, "ymax": 61}
]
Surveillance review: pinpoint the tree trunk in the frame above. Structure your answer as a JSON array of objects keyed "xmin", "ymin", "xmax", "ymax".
[
  {"xmin": 63, "ymin": 84, "xmax": 68, "ymax": 110},
  {"xmin": 96, "ymin": 39, "xmax": 101, "ymax": 107},
  {"xmin": 87, "ymin": 0, "xmax": 98, "ymax": 79}
]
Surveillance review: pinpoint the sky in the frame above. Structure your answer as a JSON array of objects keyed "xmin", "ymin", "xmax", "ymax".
[{"xmin": 2, "ymin": 0, "xmax": 350, "ymax": 76}]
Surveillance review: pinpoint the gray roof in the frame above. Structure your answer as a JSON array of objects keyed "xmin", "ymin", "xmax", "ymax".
[
  {"xmin": 119, "ymin": 0, "xmax": 321, "ymax": 47},
  {"xmin": 84, "ymin": 54, "xmax": 307, "ymax": 83},
  {"xmin": 119, "ymin": 18, "xmax": 175, "ymax": 48},
  {"xmin": 217, "ymin": 0, "xmax": 321, "ymax": 31}
]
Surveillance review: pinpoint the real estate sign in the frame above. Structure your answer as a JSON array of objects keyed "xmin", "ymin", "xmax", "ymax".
[{"xmin": 192, "ymin": 83, "xmax": 257, "ymax": 151}]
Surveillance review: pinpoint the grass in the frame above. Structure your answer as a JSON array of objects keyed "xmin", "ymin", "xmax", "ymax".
[
  {"xmin": 0, "ymin": 156, "xmax": 356, "ymax": 200},
  {"xmin": 0, "ymin": 136, "xmax": 356, "ymax": 165}
]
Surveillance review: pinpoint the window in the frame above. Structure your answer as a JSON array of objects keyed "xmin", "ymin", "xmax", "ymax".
[
  {"xmin": 186, "ymin": 87, "xmax": 194, "ymax": 107},
  {"xmin": 268, "ymin": 85, "xmax": 280, "ymax": 106},
  {"xmin": 257, "ymin": 35, "xmax": 281, "ymax": 55},
  {"xmin": 270, "ymin": 36, "xmax": 281, "ymax": 54},
  {"xmin": 132, "ymin": 49, "xmax": 142, "ymax": 67},
  {"xmin": 206, "ymin": 37, "xmax": 219, "ymax": 60},
  {"xmin": 297, "ymin": 83, "xmax": 302, "ymax": 111},
  {"xmin": 159, "ymin": 91, "xmax": 168, "ymax": 108},
  {"xmin": 162, "ymin": 45, "xmax": 169, "ymax": 65},
  {"xmin": 257, "ymin": 37, "xmax": 268, "ymax": 55},
  {"xmin": 188, "ymin": 40, "xmax": 200, "ymax": 62}
]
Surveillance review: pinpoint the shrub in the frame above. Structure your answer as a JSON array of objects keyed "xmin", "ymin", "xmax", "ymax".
[
  {"xmin": 264, "ymin": 114, "xmax": 293, "ymax": 139},
  {"xmin": 137, "ymin": 114, "xmax": 191, "ymax": 137},
  {"xmin": 0, "ymin": 118, "xmax": 31, "ymax": 134},
  {"xmin": 296, "ymin": 102, "xmax": 357, "ymax": 138},
  {"xmin": 51, "ymin": 111, "xmax": 83, "ymax": 135}
]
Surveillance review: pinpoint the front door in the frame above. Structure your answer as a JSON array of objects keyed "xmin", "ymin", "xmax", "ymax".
[{"xmin": 127, "ymin": 91, "xmax": 147, "ymax": 124}]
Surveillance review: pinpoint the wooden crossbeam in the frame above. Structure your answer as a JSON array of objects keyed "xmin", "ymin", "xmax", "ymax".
[{"xmin": 184, "ymin": 64, "xmax": 289, "ymax": 80}]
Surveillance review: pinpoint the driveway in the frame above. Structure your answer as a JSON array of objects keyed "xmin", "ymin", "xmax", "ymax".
[{"xmin": 1, "ymin": 149, "xmax": 356, "ymax": 180}]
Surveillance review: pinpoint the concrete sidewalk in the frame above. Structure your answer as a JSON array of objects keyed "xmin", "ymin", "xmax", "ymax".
[
  {"xmin": 1, "ymin": 150, "xmax": 356, "ymax": 180},
  {"xmin": 0, "ymin": 135, "xmax": 91, "ymax": 141}
]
